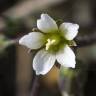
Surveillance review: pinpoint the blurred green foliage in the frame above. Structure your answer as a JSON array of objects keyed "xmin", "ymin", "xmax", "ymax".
[{"xmin": 0, "ymin": 35, "xmax": 14, "ymax": 53}]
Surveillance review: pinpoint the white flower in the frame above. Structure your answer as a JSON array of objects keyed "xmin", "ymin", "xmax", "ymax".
[{"xmin": 19, "ymin": 14, "xmax": 79, "ymax": 75}]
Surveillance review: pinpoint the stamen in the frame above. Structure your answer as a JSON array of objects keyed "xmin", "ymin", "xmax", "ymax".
[{"xmin": 45, "ymin": 39, "xmax": 55, "ymax": 50}]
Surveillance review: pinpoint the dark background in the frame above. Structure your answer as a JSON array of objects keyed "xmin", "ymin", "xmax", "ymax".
[{"xmin": 0, "ymin": 0, "xmax": 96, "ymax": 96}]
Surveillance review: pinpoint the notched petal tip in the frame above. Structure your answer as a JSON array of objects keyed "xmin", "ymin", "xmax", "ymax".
[
  {"xmin": 41, "ymin": 13, "xmax": 48, "ymax": 19},
  {"xmin": 56, "ymin": 45, "xmax": 76, "ymax": 68},
  {"xmin": 19, "ymin": 32, "xmax": 45, "ymax": 49},
  {"xmin": 35, "ymin": 70, "xmax": 47, "ymax": 75},
  {"xmin": 37, "ymin": 13, "xmax": 58, "ymax": 33},
  {"xmin": 33, "ymin": 49, "xmax": 56, "ymax": 75},
  {"xmin": 60, "ymin": 22, "xmax": 79, "ymax": 40}
]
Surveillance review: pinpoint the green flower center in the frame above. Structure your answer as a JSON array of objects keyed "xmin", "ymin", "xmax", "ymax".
[{"xmin": 45, "ymin": 32, "xmax": 68, "ymax": 53}]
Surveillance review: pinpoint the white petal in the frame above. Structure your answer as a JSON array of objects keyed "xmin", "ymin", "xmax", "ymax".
[
  {"xmin": 19, "ymin": 32, "xmax": 45, "ymax": 49},
  {"xmin": 37, "ymin": 14, "xmax": 58, "ymax": 33},
  {"xmin": 33, "ymin": 49, "xmax": 56, "ymax": 75},
  {"xmin": 60, "ymin": 22, "xmax": 79, "ymax": 40},
  {"xmin": 56, "ymin": 45, "xmax": 76, "ymax": 68}
]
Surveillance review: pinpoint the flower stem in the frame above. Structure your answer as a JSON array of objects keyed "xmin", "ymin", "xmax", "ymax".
[{"xmin": 31, "ymin": 76, "xmax": 39, "ymax": 96}]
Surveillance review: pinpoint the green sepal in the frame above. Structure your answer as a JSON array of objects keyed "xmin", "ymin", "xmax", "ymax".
[
  {"xmin": 60, "ymin": 67, "xmax": 75, "ymax": 79},
  {"xmin": 68, "ymin": 40, "xmax": 77, "ymax": 46}
]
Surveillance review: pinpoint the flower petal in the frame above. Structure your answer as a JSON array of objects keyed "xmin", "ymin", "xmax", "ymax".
[
  {"xmin": 37, "ymin": 14, "xmax": 58, "ymax": 33},
  {"xmin": 60, "ymin": 22, "xmax": 79, "ymax": 40},
  {"xmin": 19, "ymin": 32, "xmax": 45, "ymax": 49},
  {"xmin": 33, "ymin": 49, "xmax": 56, "ymax": 75},
  {"xmin": 56, "ymin": 45, "xmax": 76, "ymax": 68}
]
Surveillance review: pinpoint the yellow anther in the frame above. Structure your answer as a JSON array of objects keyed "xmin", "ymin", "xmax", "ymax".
[{"xmin": 45, "ymin": 39, "xmax": 55, "ymax": 50}]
